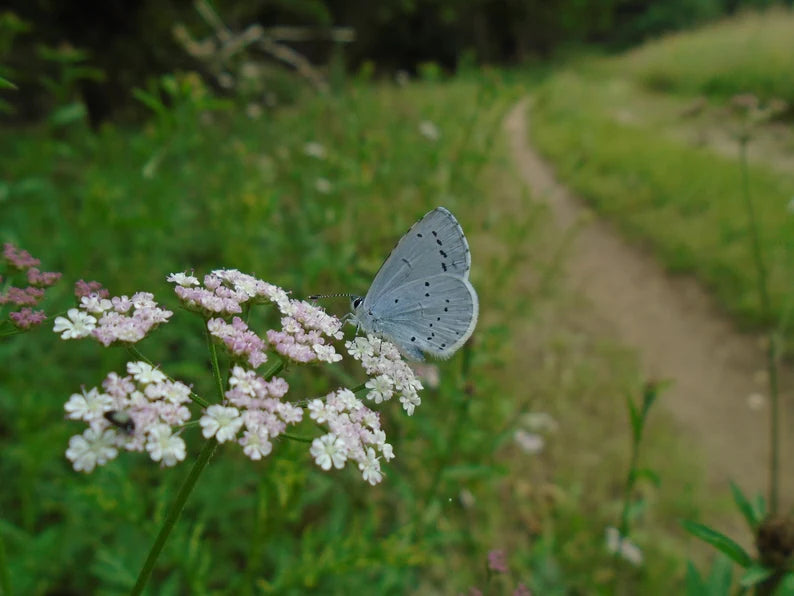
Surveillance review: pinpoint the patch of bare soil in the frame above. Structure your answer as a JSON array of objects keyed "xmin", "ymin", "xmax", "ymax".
[{"xmin": 505, "ymin": 99, "xmax": 794, "ymax": 525}]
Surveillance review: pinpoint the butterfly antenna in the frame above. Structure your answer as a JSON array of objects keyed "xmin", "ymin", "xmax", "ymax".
[{"xmin": 308, "ymin": 292, "xmax": 355, "ymax": 301}]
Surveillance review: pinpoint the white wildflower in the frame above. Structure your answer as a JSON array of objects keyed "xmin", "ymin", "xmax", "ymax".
[{"xmin": 53, "ymin": 308, "xmax": 97, "ymax": 339}]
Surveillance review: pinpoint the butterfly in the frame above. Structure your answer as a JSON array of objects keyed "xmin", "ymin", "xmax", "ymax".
[{"xmin": 349, "ymin": 207, "xmax": 478, "ymax": 361}]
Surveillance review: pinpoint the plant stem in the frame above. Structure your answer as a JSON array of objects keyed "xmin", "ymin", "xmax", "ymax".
[
  {"xmin": 129, "ymin": 321, "xmax": 228, "ymax": 594},
  {"xmin": 739, "ymin": 139, "xmax": 779, "ymax": 515},
  {"xmin": 618, "ymin": 435, "xmax": 641, "ymax": 541},
  {"xmin": 207, "ymin": 325, "xmax": 226, "ymax": 402},
  {"xmin": 129, "ymin": 437, "xmax": 218, "ymax": 595}
]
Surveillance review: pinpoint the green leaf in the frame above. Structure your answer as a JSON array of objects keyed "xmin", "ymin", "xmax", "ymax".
[
  {"xmin": 685, "ymin": 561, "xmax": 706, "ymax": 596},
  {"xmin": 641, "ymin": 381, "xmax": 660, "ymax": 418},
  {"xmin": 0, "ymin": 76, "xmax": 17, "ymax": 90},
  {"xmin": 627, "ymin": 394, "xmax": 641, "ymax": 441},
  {"xmin": 754, "ymin": 495, "xmax": 767, "ymax": 521},
  {"xmin": 48, "ymin": 102, "xmax": 86, "ymax": 126},
  {"xmin": 633, "ymin": 467, "xmax": 661, "ymax": 487},
  {"xmin": 681, "ymin": 520, "xmax": 753, "ymax": 568},
  {"xmin": 731, "ymin": 482, "xmax": 761, "ymax": 530},
  {"xmin": 708, "ymin": 554, "xmax": 734, "ymax": 594},
  {"xmin": 739, "ymin": 564, "xmax": 774, "ymax": 587},
  {"xmin": 132, "ymin": 87, "xmax": 167, "ymax": 117},
  {"xmin": 775, "ymin": 573, "xmax": 794, "ymax": 595}
]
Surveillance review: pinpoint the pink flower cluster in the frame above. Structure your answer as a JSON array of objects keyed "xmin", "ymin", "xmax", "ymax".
[
  {"xmin": 308, "ymin": 388, "xmax": 395, "ymax": 485},
  {"xmin": 1, "ymin": 242, "xmax": 62, "ymax": 329},
  {"xmin": 199, "ymin": 365, "xmax": 303, "ymax": 460},
  {"xmin": 168, "ymin": 269, "xmax": 283, "ymax": 315},
  {"xmin": 207, "ymin": 316, "xmax": 268, "ymax": 368},
  {"xmin": 3, "ymin": 243, "xmax": 41, "ymax": 269},
  {"xmin": 64, "ymin": 361, "xmax": 192, "ymax": 472},
  {"xmin": 172, "ymin": 269, "xmax": 344, "ymax": 365},
  {"xmin": 266, "ymin": 298, "xmax": 344, "ymax": 363},
  {"xmin": 74, "ymin": 279, "xmax": 109, "ymax": 299},
  {"xmin": 345, "ymin": 336, "xmax": 423, "ymax": 415},
  {"xmin": 53, "ymin": 288, "xmax": 173, "ymax": 346}
]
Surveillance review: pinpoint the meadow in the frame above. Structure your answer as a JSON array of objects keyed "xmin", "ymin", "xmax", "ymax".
[
  {"xmin": 530, "ymin": 7, "xmax": 794, "ymax": 334},
  {"xmin": 2, "ymin": 7, "xmax": 794, "ymax": 595}
]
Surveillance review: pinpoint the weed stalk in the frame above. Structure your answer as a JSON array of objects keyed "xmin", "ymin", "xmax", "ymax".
[{"xmin": 739, "ymin": 137, "xmax": 779, "ymax": 515}]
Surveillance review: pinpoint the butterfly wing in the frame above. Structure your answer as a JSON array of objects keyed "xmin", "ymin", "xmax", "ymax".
[
  {"xmin": 362, "ymin": 207, "xmax": 472, "ymax": 312},
  {"xmin": 371, "ymin": 274, "xmax": 479, "ymax": 360}
]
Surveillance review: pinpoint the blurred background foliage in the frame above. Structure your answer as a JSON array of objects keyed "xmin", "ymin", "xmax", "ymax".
[{"xmin": 1, "ymin": 0, "xmax": 792, "ymax": 124}]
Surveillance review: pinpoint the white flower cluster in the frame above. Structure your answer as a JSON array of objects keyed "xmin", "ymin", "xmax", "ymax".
[
  {"xmin": 303, "ymin": 141, "xmax": 326, "ymax": 159},
  {"xmin": 199, "ymin": 365, "xmax": 303, "ymax": 460},
  {"xmin": 171, "ymin": 269, "xmax": 344, "ymax": 365},
  {"xmin": 514, "ymin": 412, "xmax": 559, "ymax": 455},
  {"xmin": 346, "ymin": 336, "xmax": 423, "ymax": 415},
  {"xmin": 267, "ymin": 298, "xmax": 344, "ymax": 364},
  {"xmin": 308, "ymin": 388, "xmax": 395, "ymax": 485},
  {"xmin": 605, "ymin": 527, "xmax": 643, "ymax": 566},
  {"xmin": 53, "ymin": 292, "xmax": 172, "ymax": 346},
  {"xmin": 64, "ymin": 362, "xmax": 191, "ymax": 472},
  {"xmin": 169, "ymin": 269, "xmax": 281, "ymax": 315}
]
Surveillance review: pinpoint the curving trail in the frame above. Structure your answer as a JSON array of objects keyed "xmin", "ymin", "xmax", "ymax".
[{"xmin": 504, "ymin": 99, "xmax": 794, "ymax": 512}]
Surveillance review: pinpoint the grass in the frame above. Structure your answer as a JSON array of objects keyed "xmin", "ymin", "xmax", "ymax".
[
  {"xmin": 529, "ymin": 24, "xmax": 794, "ymax": 336},
  {"xmin": 612, "ymin": 6, "xmax": 794, "ymax": 104},
  {"xmin": 1, "ymin": 69, "xmax": 721, "ymax": 594}
]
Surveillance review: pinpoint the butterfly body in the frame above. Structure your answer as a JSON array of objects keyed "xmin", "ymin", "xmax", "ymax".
[{"xmin": 350, "ymin": 207, "xmax": 478, "ymax": 361}]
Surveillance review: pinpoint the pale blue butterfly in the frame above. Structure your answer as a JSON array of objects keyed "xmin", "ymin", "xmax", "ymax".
[{"xmin": 349, "ymin": 207, "xmax": 478, "ymax": 361}]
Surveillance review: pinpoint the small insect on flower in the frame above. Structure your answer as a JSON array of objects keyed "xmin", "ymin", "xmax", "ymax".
[{"xmin": 104, "ymin": 410, "xmax": 135, "ymax": 434}]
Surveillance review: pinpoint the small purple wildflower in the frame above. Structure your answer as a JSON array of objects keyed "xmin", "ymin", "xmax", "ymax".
[
  {"xmin": 74, "ymin": 280, "xmax": 109, "ymax": 299},
  {"xmin": 3, "ymin": 242, "xmax": 40, "ymax": 269},
  {"xmin": 26, "ymin": 267, "xmax": 62, "ymax": 287},
  {"xmin": 3, "ymin": 286, "xmax": 44, "ymax": 306},
  {"xmin": 487, "ymin": 549, "xmax": 509, "ymax": 574},
  {"xmin": 9, "ymin": 308, "xmax": 47, "ymax": 329}
]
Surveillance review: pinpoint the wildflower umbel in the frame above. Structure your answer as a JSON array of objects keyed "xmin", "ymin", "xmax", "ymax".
[
  {"xmin": 64, "ymin": 361, "xmax": 191, "ymax": 472},
  {"xmin": 308, "ymin": 388, "xmax": 395, "ymax": 485},
  {"xmin": 59, "ymin": 269, "xmax": 423, "ymax": 486},
  {"xmin": 346, "ymin": 336, "xmax": 423, "ymax": 415},
  {"xmin": 171, "ymin": 268, "xmax": 344, "ymax": 364},
  {"xmin": 199, "ymin": 365, "xmax": 302, "ymax": 459},
  {"xmin": 1, "ymin": 242, "xmax": 61, "ymax": 330},
  {"xmin": 53, "ymin": 286, "xmax": 172, "ymax": 346}
]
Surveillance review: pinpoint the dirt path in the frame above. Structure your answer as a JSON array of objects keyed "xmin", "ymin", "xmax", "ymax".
[{"xmin": 504, "ymin": 99, "xmax": 794, "ymax": 510}]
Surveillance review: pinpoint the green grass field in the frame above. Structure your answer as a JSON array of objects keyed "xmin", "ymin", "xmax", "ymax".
[
  {"xmin": 613, "ymin": 6, "xmax": 794, "ymax": 104},
  {"xmin": 530, "ymin": 7, "xmax": 794, "ymax": 336},
  {"xmin": 0, "ymin": 68, "xmax": 719, "ymax": 594}
]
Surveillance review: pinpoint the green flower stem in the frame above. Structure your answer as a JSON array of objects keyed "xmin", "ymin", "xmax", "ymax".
[
  {"xmin": 281, "ymin": 431, "xmax": 313, "ymax": 443},
  {"xmin": 206, "ymin": 326, "xmax": 226, "ymax": 402},
  {"xmin": 129, "ymin": 321, "xmax": 229, "ymax": 594},
  {"xmin": 618, "ymin": 432, "xmax": 642, "ymax": 541},
  {"xmin": 129, "ymin": 437, "xmax": 218, "ymax": 596},
  {"xmin": 739, "ymin": 139, "xmax": 779, "ymax": 515}
]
